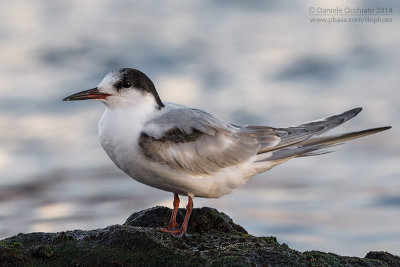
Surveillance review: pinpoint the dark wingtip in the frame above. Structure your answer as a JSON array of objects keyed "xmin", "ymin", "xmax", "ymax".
[
  {"xmin": 353, "ymin": 107, "xmax": 362, "ymax": 114},
  {"xmin": 380, "ymin": 126, "xmax": 392, "ymax": 131},
  {"xmin": 62, "ymin": 97, "xmax": 70, "ymax": 101},
  {"xmin": 339, "ymin": 107, "xmax": 362, "ymax": 121},
  {"xmin": 363, "ymin": 126, "xmax": 392, "ymax": 135}
]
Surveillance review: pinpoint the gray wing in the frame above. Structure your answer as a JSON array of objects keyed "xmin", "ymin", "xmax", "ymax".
[
  {"xmin": 140, "ymin": 107, "xmax": 261, "ymax": 176},
  {"xmin": 255, "ymin": 107, "xmax": 363, "ymax": 154},
  {"xmin": 253, "ymin": 107, "xmax": 377, "ymax": 162},
  {"xmin": 139, "ymin": 107, "xmax": 365, "ymax": 174},
  {"xmin": 236, "ymin": 108, "xmax": 362, "ymax": 155}
]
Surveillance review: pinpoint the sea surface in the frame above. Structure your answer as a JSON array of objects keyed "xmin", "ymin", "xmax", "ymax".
[{"xmin": 0, "ymin": 0, "xmax": 399, "ymax": 257}]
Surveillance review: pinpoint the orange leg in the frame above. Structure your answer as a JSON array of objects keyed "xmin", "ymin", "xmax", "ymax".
[
  {"xmin": 165, "ymin": 193, "xmax": 180, "ymax": 230},
  {"xmin": 160, "ymin": 196, "xmax": 193, "ymax": 237}
]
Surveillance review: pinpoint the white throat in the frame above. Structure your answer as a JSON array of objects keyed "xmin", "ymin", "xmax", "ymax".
[
  {"xmin": 99, "ymin": 93, "xmax": 159, "ymax": 134},
  {"xmin": 98, "ymin": 93, "xmax": 160, "ymax": 163}
]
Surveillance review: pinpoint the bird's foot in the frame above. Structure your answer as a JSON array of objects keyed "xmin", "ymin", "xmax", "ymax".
[
  {"xmin": 165, "ymin": 221, "xmax": 180, "ymax": 230},
  {"xmin": 159, "ymin": 227, "xmax": 186, "ymax": 238}
]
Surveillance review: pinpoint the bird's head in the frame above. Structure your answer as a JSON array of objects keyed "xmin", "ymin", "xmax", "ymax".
[{"xmin": 63, "ymin": 68, "xmax": 164, "ymax": 110}]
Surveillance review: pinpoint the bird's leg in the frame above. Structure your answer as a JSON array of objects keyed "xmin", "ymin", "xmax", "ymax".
[
  {"xmin": 160, "ymin": 196, "xmax": 193, "ymax": 237},
  {"xmin": 165, "ymin": 193, "xmax": 180, "ymax": 230},
  {"xmin": 178, "ymin": 196, "xmax": 193, "ymax": 236}
]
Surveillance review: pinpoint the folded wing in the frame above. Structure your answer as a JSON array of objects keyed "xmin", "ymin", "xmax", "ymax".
[
  {"xmin": 139, "ymin": 106, "xmax": 390, "ymax": 174},
  {"xmin": 139, "ymin": 107, "xmax": 262, "ymax": 176}
]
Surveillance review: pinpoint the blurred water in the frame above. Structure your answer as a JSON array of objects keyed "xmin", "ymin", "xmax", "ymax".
[{"xmin": 0, "ymin": 0, "xmax": 399, "ymax": 257}]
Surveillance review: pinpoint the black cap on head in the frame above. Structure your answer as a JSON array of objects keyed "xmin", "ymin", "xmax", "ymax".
[{"xmin": 114, "ymin": 68, "xmax": 164, "ymax": 109}]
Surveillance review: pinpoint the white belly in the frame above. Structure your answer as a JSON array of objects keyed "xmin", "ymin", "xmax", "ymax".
[{"xmin": 98, "ymin": 108, "xmax": 271, "ymax": 198}]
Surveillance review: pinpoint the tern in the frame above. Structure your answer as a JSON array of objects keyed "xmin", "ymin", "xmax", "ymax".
[{"xmin": 63, "ymin": 68, "xmax": 391, "ymax": 237}]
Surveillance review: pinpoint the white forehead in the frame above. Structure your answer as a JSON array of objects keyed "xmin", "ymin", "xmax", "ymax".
[{"xmin": 98, "ymin": 70, "xmax": 122, "ymax": 87}]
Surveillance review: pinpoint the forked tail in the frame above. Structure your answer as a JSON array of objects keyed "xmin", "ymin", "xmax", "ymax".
[
  {"xmin": 254, "ymin": 107, "xmax": 391, "ymax": 164},
  {"xmin": 264, "ymin": 126, "xmax": 391, "ymax": 161}
]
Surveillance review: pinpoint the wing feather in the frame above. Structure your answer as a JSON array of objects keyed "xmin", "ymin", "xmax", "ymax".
[
  {"xmin": 139, "ymin": 106, "xmax": 369, "ymax": 175},
  {"xmin": 139, "ymin": 107, "xmax": 260, "ymax": 176},
  {"xmin": 256, "ymin": 107, "xmax": 362, "ymax": 153}
]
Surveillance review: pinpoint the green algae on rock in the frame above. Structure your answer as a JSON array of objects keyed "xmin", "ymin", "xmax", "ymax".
[{"xmin": 0, "ymin": 206, "xmax": 399, "ymax": 266}]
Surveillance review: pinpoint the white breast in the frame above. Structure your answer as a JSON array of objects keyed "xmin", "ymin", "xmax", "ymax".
[
  {"xmin": 98, "ymin": 104, "xmax": 267, "ymax": 199},
  {"xmin": 99, "ymin": 108, "xmax": 141, "ymax": 169}
]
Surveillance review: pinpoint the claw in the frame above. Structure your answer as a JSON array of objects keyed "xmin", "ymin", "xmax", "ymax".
[
  {"xmin": 160, "ymin": 227, "xmax": 185, "ymax": 237},
  {"xmin": 165, "ymin": 220, "xmax": 180, "ymax": 230},
  {"xmin": 160, "ymin": 195, "xmax": 193, "ymax": 238}
]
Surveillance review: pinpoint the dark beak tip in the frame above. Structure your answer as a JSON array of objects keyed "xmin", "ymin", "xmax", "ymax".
[{"xmin": 62, "ymin": 88, "xmax": 109, "ymax": 102}]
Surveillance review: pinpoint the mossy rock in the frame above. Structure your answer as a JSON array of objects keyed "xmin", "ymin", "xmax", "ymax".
[{"xmin": 0, "ymin": 207, "xmax": 399, "ymax": 266}]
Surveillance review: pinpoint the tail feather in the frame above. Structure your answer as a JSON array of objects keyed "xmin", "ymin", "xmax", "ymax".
[
  {"xmin": 257, "ymin": 126, "xmax": 391, "ymax": 162},
  {"xmin": 258, "ymin": 107, "xmax": 362, "ymax": 153},
  {"xmin": 299, "ymin": 126, "xmax": 391, "ymax": 147}
]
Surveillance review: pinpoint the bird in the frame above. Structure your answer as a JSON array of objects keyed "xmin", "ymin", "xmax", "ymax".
[{"xmin": 63, "ymin": 68, "xmax": 391, "ymax": 237}]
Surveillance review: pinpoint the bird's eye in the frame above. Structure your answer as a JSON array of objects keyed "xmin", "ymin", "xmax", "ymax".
[{"xmin": 122, "ymin": 81, "xmax": 132, "ymax": 88}]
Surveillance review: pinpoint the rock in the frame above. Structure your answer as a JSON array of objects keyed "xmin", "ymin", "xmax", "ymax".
[
  {"xmin": 0, "ymin": 206, "xmax": 398, "ymax": 266},
  {"xmin": 30, "ymin": 244, "xmax": 53, "ymax": 258},
  {"xmin": 366, "ymin": 251, "xmax": 400, "ymax": 267},
  {"xmin": 124, "ymin": 206, "xmax": 247, "ymax": 234}
]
